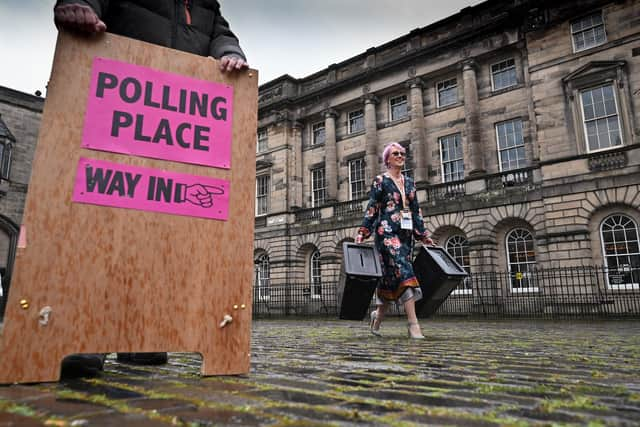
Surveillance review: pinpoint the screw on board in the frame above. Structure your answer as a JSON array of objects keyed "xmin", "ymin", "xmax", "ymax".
[{"xmin": 219, "ymin": 314, "xmax": 233, "ymax": 328}]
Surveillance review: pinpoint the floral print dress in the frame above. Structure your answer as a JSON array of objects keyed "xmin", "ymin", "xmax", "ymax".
[{"xmin": 358, "ymin": 174, "xmax": 430, "ymax": 302}]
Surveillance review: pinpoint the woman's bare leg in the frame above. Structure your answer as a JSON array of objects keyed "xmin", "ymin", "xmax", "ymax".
[
  {"xmin": 373, "ymin": 301, "xmax": 388, "ymax": 329},
  {"xmin": 404, "ymin": 297, "xmax": 424, "ymax": 338}
]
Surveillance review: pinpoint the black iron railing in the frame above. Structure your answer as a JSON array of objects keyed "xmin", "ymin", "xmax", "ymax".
[
  {"xmin": 334, "ymin": 199, "xmax": 366, "ymax": 218},
  {"xmin": 294, "ymin": 207, "xmax": 321, "ymax": 222},
  {"xmin": 486, "ymin": 167, "xmax": 536, "ymax": 191},
  {"xmin": 424, "ymin": 181, "xmax": 466, "ymax": 204},
  {"xmin": 252, "ymin": 266, "xmax": 640, "ymax": 319},
  {"xmin": 253, "ymin": 281, "xmax": 337, "ymax": 317},
  {"xmin": 255, "ymin": 216, "xmax": 267, "ymax": 228},
  {"xmin": 5, "ymin": 267, "xmax": 634, "ymax": 323}
]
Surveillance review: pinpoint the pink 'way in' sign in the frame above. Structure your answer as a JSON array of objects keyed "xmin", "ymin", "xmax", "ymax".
[
  {"xmin": 82, "ymin": 57, "xmax": 233, "ymax": 169},
  {"xmin": 73, "ymin": 157, "xmax": 230, "ymax": 221}
]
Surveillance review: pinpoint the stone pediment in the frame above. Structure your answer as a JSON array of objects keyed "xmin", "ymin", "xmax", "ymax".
[
  {"xmin": 562, "ymin": 61, "xmax": 626, "ymax": 90},
  {"xmin": 256, "ymin": 159, "xmax": 273, "ymax": 170}
]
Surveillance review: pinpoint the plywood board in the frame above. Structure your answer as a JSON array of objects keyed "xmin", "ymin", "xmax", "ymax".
[{"xmin": 0, "ymin": 31, "xmax": 257, "ymax": 383}]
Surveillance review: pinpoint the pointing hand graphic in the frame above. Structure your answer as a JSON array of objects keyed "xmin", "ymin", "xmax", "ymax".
[{"xmin": 182, "ymin": 184, "xmax": 225, "ymax": 208}]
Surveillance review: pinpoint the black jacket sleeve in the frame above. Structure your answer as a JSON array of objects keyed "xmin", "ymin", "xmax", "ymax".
[
  {"xmin": 55, "ymin": 0, "xmax": 109, "ymax": 18},
  {"xmin": 208, "ymin": 1, "xmax": 246, "ymax": 61}
]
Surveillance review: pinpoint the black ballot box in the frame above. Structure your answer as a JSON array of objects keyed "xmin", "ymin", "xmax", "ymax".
[
  {"xmin": 413, "ymin": 245, "xmax": 468, "ymax": 318},
  {"xmin": 338, "ymin": 242, "xmax": 382, "ymax": 320}
]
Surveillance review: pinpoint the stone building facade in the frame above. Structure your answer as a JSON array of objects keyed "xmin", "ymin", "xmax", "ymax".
[
  {"xmin": 0, "ymin": 86, "xmax": 44, "ymax": 305},
  {"xmin": 254, "ymin": 0, "xmax": 640, "ymax": 307}
]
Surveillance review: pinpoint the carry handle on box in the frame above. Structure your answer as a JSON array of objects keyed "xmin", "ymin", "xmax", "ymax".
[{"xmin": 337, "ymin": 242, "xmax": 381, "ymax": 320}]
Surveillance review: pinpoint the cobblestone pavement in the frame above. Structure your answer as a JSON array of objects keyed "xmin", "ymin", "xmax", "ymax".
[{"xmin": 1, "ymin": 319, "xmax": 639, "ymax": 426}]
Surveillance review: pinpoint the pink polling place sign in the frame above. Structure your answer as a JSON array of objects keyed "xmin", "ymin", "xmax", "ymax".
[
  {"xmin": 73, "ymin": 157, "xmax": 230, "ymax": 221},
  {"xmin": 82, "ymin": 57, "xmax": 233, "ymax": 169}
]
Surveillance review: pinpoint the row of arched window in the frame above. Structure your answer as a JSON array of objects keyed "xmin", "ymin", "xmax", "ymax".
[
  {"xmin": 254, "ymin": 249, "xmax": 323, "ymax": 301},
  {"xmin": 445, "ymin": 214, "xmax": 640, "ymax": 290},
  {"xmin": 446, "ymin": 228, "xmax": 538, "ymax": 292},
  {"xmin": 255, "ymin": 214, "xmax": 640, "ymax": 296}
]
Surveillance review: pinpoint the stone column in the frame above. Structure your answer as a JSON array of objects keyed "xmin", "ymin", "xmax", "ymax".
[
  {"xmin": 462, "ymin": 60, "xmax": 485, "ymax": 175},
  {"xmin": 363, "ymin": 94, "xmax": 379, "ymax": 183},
  {"xmin": 324, "ymin": 109, "xmax": 338, "ymax": 203},
  {"xmin": 406, "ymin": 78, "xmax": 429, "ymax": 184},
  {"xmin": 287, "ymin": 120, "xmax": 303, "ymax": 210},
  {"xmin": 522, "ymin": 54, "xmax": 538, "ymax": 164}
]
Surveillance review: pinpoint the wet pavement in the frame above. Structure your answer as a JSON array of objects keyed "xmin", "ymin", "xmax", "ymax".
[{"xmin": 1, "ymin": 319, "xmax": 639, "ymax": 426}]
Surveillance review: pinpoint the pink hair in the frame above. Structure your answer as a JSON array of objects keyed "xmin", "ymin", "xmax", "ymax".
[{"xmin": 382, "ymin": 143, "xmax": 405, "ymax": 167}]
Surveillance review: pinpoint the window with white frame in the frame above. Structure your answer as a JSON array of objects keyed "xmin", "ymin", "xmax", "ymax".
[
  {"xmin": 496, "ymin": 119, "xmax": 526, "ymax": 171},
  {"xmin": 439, "ymin": 133, "xmax": 464, "ymax": 182},
  {"xmin": 506, "ymin": 228, "xmax": 537, "ymax": 292},
  {"xmin": 310, "ymin": 250, "xmax": 322, "ymax": 297},
  {"xmin": 571, "ymin": 11, "xmax": 606, "ymax": 52},
  {"xmin": 257, "ymin": 129, "xmax": 268, "ymax": 153},
  {"xmin": 311, "ymin": 122, "xmax": 325, "ymax": 146},
  {"xmin": 580, "ymin": 84, "xmax": 623, "ymax": 152},
  {"xmin": 348, "ymin": 109, "xmax": 364, "ymax": 134},
  {"xmin": 600, "ymin": 214, "xmax": 640, "ymax": 289},
  {"xmin": 491, "ymin": 58, "xmax": 517, "ymax": 91},
  {"xmin": 446, "ymin": 235, "xmax": 472, "ymax": 294},
  {"xmin": 311, "ymin": 167, "xmax": 326, "ymax": 207},
  {"xmin": 255, "ymin": 175, "xmax": 270, "ymax": 216},
  {"xmin": 349, "ymin": 158, "xmax": 366, "ymax": 200},
  {"xmin": 437, "ymin": 78, "xmax": 458, "ymax": 107},
  {"xmin": 255, "ymin": 253, "xmax": 271, "ymax": 300},
  {"xmin": 389, "ymin": 95, "xmax": 408, "ymax": 121}
]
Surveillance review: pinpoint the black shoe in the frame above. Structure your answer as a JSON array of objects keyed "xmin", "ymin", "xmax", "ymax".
[
  {"xmin": 116, "ymin": 352, "xmax": 168, "ymax": 365},
  {"xmin": 61, "ymin": 353, "xmax": 106, "ymax": 377}
]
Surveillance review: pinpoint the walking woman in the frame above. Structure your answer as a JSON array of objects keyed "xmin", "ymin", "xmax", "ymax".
[{"xmin": 355, "ymin": 142, "xmax": 434, "ymax": 339}]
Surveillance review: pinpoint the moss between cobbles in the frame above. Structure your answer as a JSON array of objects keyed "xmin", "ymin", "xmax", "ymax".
[
  {"xmin": 53, "ymin": 387, "xmax": 288, "ymax": 427},
  {"xmin": 590, "ymin": 370, "xmax": 608, "ymax": 379},
  {"xmin": 471, "ymin": 383, "xmax": 568, "ymax": 397},
  {"xmin": 336, "ymin": 371, "xmax": 627, "ymax": 424},
  {"xmin": 253, "ymin": 395, "xmax": 381, "ymax": 425},
  {"xmin": 628, "ymin": 393, "xmax": 640, "ymax": 403},
  {"xmin": 269, "ymin": 418, "xmax": 341, "ymax": 427},
  {"xmin": 0, "ymin": 399, "xmax": 71, "ymax": 427},
  {"xmin": 0, "ymin": 399, "xmax": 38, "ymax": 418},
  {"xmin": 87, "ymin": 377, "xmax": 268, "ymax": 404},
  {"xmin": 170, "ymin": 355, "xmax": 200, "ymax": 364},
  {"xmin": 537, "ymin": 395, "xmax": 608, "ymax": 413},
  {"xmin": 394, "ymin": 405, "xmax": 532, "ymax": 427},
  {"xmin": 563, "ymin": 380, "xmax": 633, "ymax": 396},
  {"xmin": 384, "ymin": 384, "xmax": 450, "ymax": 396},
  {"xmin": 252, "ymin": 382, "xmax": 511, "ymax": 424},
  {"xmin": 198, "ymin": 376, "xmax": 276, "ymax": 392},
  {"xmin": 562, "ymin": 383, "xmax": 629, "ymax": 396},
  {"xmin": 3, "ymin": 320, "xmax": 637, "ymax": 426},
  {"xmin": 55, "ymin": 389, "xmax": 178, "ymax": 424},
  {"xmin": 236, "ymin": 379, "xmax": 461, "ymax": 422},
  {"xmin": 78, "ymin": 378, "xmax": 300, "ymax": 425},
  {"xmin": 356, "ymin": 374, "xmax": 629, "ymax": 425},
  {"xmin": 264, "ymin": 402, "xmax": 378, "ymax": 424},
  {"xmin": 162, "ymin": 379, "xmax": 189, "ymax": 389},
  {"xmin": 250, "ymin": 358, "xmax": 628, "ymax": 424}
]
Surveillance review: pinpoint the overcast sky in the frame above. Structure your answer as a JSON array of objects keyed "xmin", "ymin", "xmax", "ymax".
[{"xmin": 1, "ymin": 0, "xmax": 483, "ymax": 96}]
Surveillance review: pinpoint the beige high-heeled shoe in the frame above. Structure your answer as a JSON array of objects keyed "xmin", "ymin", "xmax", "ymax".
[
  {"xmin": 407, "ymin": 322, "xmax": 425, "ymax": 340},
  {"xmin": 370, "ymin": 311, "xmax": 382, "ymax": 336}
]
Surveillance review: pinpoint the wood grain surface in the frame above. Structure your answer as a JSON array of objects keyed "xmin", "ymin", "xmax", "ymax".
[{"xmin": 0, "ymin": 31, "xmax": 257, "ymax": 383}]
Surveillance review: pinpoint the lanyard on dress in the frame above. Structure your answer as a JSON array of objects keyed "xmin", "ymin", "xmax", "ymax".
[{"xmin": 388, "ymin": 173, "xmax": 407, "ymax": 208}]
